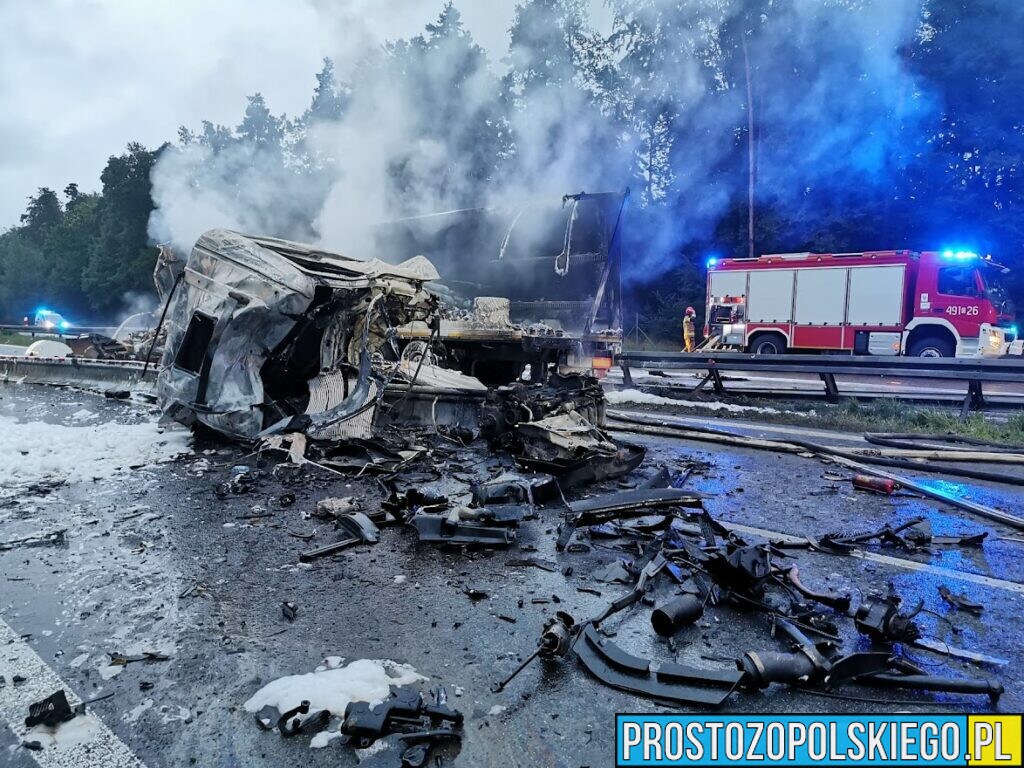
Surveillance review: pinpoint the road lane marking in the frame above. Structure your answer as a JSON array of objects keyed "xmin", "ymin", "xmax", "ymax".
[
  {"xmin": 0, "ymin": 618, "xmax": 146, "ymax": 767},
  {"xmin": 726, "ymin": 521, "xmax": 1024, "ymax": 594}
]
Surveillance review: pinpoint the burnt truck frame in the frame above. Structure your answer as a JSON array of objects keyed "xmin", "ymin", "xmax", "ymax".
[
  {"xmin": 383, "ymin": 190, "xmax": 627, "ymax": 385},
  {"xmin": 154, "ymin": 191, "xmax": 626, "ymax": 441}
]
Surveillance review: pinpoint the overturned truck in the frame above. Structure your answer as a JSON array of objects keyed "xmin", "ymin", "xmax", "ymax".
[{"xmin": 155, "ymin": 191, "xmax": 626, "ymax": 443}]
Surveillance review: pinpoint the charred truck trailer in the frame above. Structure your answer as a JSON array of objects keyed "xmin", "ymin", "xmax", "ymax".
[
  {"xmin": 380, "ymin": 191, "xmax": 626, "ymax": 384},
  {"xmin": 154, "ymin": 192, "xmax": 626, "ymax": 441}
]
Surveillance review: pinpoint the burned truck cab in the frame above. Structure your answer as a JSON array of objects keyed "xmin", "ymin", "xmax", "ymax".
[{"xmin": 155, "ymin": 229, "xmax": 437, "ymax": 441}]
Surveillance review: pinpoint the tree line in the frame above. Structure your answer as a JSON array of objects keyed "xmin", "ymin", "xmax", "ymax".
[{"xmin": 0, "ymin": 0, "xmax": 1020, "ymax": 337}]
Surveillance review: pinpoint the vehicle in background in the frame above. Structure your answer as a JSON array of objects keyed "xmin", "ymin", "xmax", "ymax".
[
  {"xmin": 33, "ymin": 308, "xmax": 70, "ymax": 331},
  {"xmin": 376, "ymin": 190, "xmax": 627, "ymax": 384},
  {"xmin": 705, "ymin": 250, "xmax": 1017, "ymax": 357}
]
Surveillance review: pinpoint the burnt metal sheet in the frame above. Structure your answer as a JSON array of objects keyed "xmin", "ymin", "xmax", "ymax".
[
  {"xmin": 574, "ymin": 624, "xmax": 741, "ymax": 707},
  {"xmin": 568, "ymin": 488, "xmax": 703, "ymax": 526}
]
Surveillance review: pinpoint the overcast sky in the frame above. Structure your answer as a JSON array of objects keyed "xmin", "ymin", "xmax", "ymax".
[{"xmin": 0, "ymin": 0, "xmax": 613, "ymax": 230}]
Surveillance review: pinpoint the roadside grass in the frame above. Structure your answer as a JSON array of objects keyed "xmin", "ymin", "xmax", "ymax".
[
  {"xmin": 614, "ymin": 391, "xmax": 1024, "ymax": 445},
  {"xmin": 0, "ymin": 331, "xmax": 33, "ymax": 346},
  {"xmin": 810, "ymin": 398, "xmax": 1024, "ymax": 444}
]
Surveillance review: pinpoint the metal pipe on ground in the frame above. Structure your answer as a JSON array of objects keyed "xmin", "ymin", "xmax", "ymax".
[
  {"xmin": 605, "ymin": 411, "xmax": 1024, "ymax": 487},
  {"xmin": 604, "ymin": 411, "xmax": 1024, "ymax": 531}
]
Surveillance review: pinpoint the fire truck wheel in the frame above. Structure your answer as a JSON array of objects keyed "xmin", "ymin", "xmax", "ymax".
[
  {"xmin": 908, "ymin": 336, "xmax": 954, "ymax": 358},
  {"xmin": 750, "ymin": 334, "xmax": 786, "ymax": 355}
]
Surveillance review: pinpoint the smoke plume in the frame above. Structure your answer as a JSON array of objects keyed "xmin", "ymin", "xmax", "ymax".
[{"xmin": 146, "ymin": 0, "xmax": 934, "ymax": 277}]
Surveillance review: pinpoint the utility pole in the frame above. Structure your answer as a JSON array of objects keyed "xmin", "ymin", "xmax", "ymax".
[{"xmin": 741, "ymin": 31, "xmax": 756, "ymax": 261}]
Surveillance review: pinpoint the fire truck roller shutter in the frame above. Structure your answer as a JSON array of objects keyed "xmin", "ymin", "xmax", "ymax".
[
  {"xmin": 747, "ymin": 270, "xmax": 795, "ymax": 323},
  {"xmin": 709, "ymin": 270, "xmax": 748, "ymax": 301},
  {"xmin": 847, "ymin": 265, "xmax": 905, "ymax": 325},
  {"xmin": 794, "ymin": 268, "xmax": 847, "ymax": 324}
]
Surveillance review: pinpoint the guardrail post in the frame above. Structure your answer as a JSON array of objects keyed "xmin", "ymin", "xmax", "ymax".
[
  {"xmin": 620, "ymin": 362, "xmax": 634, "ymax": 389},
  {"xmin": 819, "ymin": 372, "xmax": 840, "ymax": 403},
  {"xmin": 710, "ymin": 368, "xmax": 726, "ymax": 395},
  {"xmin": 960, "ymin": 380, "xmax": 985, "ymax": 419}
]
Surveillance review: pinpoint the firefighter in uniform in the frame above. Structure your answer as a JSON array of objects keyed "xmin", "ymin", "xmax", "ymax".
[{"xmin": 682, "ymin": 306, "xmax": 696, "ymax": 352}]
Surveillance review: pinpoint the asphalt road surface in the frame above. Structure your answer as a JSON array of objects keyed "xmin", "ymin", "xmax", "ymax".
[{"xmin": 2, "ymin": 385, "xmax": 1022, "ymax": 767}]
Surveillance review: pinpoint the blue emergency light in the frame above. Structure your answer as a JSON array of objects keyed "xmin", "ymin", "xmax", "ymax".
[{"xmin": 941, "ymin": 250, "xmax": 978, "ymax": 260}]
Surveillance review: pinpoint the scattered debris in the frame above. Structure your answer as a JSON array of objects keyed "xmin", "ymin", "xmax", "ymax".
[
  {"xmin": 282, "ymin": 601, "xmax": 299, "ymax": 621},
  {"xmin": 244, "ymin": 658, "xmax": 426, "ymax": 749},
  {"xmin": 25, "ymin": 690, "xmax": 79, "ymax": 728},
  {"xmin": 650, "ymin": 594, "xmax": 704, "ymax": 636},
  {"xmin": 0, "ymin": 528, "xmax": 67, "ymax": 551},
  {"xmin": 576, "ymin": 624, "xmax": 743, "ymax": 706},
  {"xmin": 411, "ymin": 511, "xmax": 516, "ymax": 547},
  {"xmin": 851, "ymin": 474, "xmax": 897, "ymax": 494},
  {"xmin": 299, "ymin": 512, "xmax": 379, "ymax": 562},
  {"xmin": 492, "ymin": 612, "xmax": 576, "ymax": 692},
  {"xmin": 938, "ymin": 585, "xmax": 984, "ymax": 614},
  {"xmin": 854, "ymin": 594, "xmax": 922, "ymax": 643}
]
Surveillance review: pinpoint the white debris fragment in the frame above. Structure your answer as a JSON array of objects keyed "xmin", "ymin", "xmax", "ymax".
[
  {"xmin": 123, "ymin": 698, "xmax": 154, "ymax": 724},
  {"xmin": 488, "ymin": 704, "xmax": 507, "ymax": 716},
  {"xmin": 70, "ymin": 409, "xmax": 96, "ymax": 422},
  {"xmin": 159, "ymin": 705, "xmax": 192, "ymax": 724},
  {"xmin": 243, "ymin": 658, "xmax": 425, "ymax": 724},
  {"xmin": 393, "ymin": 575, "xmax": 407, "ymax": 584},
  {"xmin": 98, "ymin": 664, "xmax": 124, "ymax": 680},
  {"xmin": 0, "ymin": 415, "xmax": 191, "ymax": 490},
  {"xmin": 68, "ymin": 652, "xmax": 90, "ymax": 668}
]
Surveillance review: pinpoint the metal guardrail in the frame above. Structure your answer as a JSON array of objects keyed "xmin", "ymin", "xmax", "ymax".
[
  {"xmin": 0, "ymin": 324, "xmax": 118, "ymax": 336},
  {"xmin": 0, "ymin": 354, "xmax": 155, "ymax": 390},
  {"xmin": 616, "ymin": 351, "xmax": 1024, "ymax": 416}
]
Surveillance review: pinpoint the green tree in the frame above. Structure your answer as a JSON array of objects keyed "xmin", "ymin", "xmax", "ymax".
[
  {"xmin": 0, "ymin": 230, "xmax": 49, "ymax": 319},
  {"xmin": 237, "ymin": 93, "xmax": 284, "ymax": 154},
  {"xmin": 82, "ymin": 143, "xmax": 162, "ymax": 311},
  {"xmin": 306, "ymin": 57, "xmax": 349, "ymax": 124},
  {"xmin": 44, "ymin": 188, "xmax": 101, "ymax": 312},
  {"xmin": 20, "ymin": 187, "xmax": 63, "ymax": 244}
]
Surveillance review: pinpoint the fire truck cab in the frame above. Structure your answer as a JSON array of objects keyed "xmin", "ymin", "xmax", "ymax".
[{"xmin": 705, "ymin": 250, "xmax": 1016, "ymax": 357}]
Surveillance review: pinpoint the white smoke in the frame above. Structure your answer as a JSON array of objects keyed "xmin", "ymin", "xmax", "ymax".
[{"xmin": 146, "ymin": 0, "xmax": 933, "ymax": 271}]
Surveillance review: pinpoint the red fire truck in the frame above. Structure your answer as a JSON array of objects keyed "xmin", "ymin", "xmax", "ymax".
[{"xmin": 705, "ymin": 250, "xmax": 1016, "ymax": 357}]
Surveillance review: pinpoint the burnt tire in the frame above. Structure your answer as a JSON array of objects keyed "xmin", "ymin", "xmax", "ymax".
[
  {"xmin": 909, "ymin": 336, "xmax": 955, "ymax": 358},
  {"xmin": 750, "ymin": 334, "xmax": 786, "ymax": 355}
]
